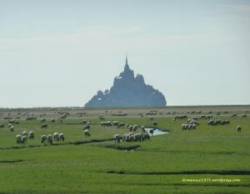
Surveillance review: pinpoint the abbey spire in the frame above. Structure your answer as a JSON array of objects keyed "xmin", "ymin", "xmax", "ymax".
[
  {"xmin": 119, "ymin": 56, "xmax": 134, "ymax": 81},
  {"xmin": 124, "ymin": 56, "xmax": 130, "ymax": 72}
]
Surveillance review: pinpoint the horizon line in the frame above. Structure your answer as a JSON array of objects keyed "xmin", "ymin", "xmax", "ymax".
[{"xmin": 0, "ymin": 104, "xmax": 250, "ymax": 110}]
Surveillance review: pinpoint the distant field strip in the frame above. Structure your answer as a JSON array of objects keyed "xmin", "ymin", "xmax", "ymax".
[{"xmin": 106, "ymin": 169, "xmax": 250, "ymax": 176}]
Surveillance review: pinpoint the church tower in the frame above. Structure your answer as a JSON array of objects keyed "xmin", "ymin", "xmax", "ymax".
[
  {"xmin": 124, "ymin": 56, "xmax": 130, "ymax": 72},
  {"xmin": 121, "ymin": 56, "xmax": 134, "ymax": 80}
]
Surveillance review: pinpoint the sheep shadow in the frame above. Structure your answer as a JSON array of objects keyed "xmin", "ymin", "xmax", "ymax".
[{"xmin": 0, "ymin": 159, "xmax": 24, "ymax": 163}]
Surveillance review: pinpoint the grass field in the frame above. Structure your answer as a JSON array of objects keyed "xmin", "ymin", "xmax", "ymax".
[{"xmin": 0, "ymin": 106, "xmax": 250, "ymax": 194}]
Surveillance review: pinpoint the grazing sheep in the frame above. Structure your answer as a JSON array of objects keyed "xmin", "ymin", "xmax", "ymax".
[
  {"xmin": 190, "ymin": 119, "xmax": 199, "ymax": 125},
  {"xmin": 9, "ymin": 119, "xmax": 19, "ymax": 124},
  {"xmin": 117, "ymin": 122, "xmax": 125, "ymax": 128},
  {"xmin": 10, "ymin": 125, "xmax": 15, "ymax": 132},
  {"xmin": 99, "ymin": 116, "xmax": 105, "ymax": 121},
  {"xmin": 47, "ymin": 134, "xmax": 53, "ymax": 144},
  {"xmin": 84, "ymin": 129, "xmax": 91, "ymax": 137},
  {"xmin": 83, "ymin": 125, "xmax": 90, "ymax": 130},
  {"xmin": 8, "ymin": 123, "xmax": 13, "ymax": 128},
  {"xmin": 82, "ymin": 120, "xmax": 88, "ymax": 124},
  {"xmin": 181, "ymin": 123, "xmax": 196, "ymax": 130},
  {"xmin": 236, "ymin": 125, "xmax": 241, "ymax": 132},
  {"xmin": 123, "ymin": 132, "xmax": 150, "ymax": 142},
  {"xmin": 146, "ymin": 111, "xmax": 157, "ymax": 116},
  {"xmin": 59, "ymin": 133, "xmax": 65, "ymax": 142},
  {"xmin": 124, "ymin": 133, "xmax": 138, "ymax": 142},
  {"xmin": 28, "ymin": 131, "xmax": 35, "ymax": 139},
  {"xmin": 208, "ymin": 119, "xmax": 215, "ymax": 125},
  {"xmin": 123, "ymin": 133, "xmax": 133, "ymax": 142},
  {"xmin": 16, "ymin": 134, "xmax": 22, "ymax": 144},
  {"xmin": 208, "ymin": 119, "xmax": 230, "ymax": 126},
  {"xmin": 174, "ymin": 115, "xmax": 188, "ymax": 120},
  {"xmin": 221, "ymin": 120, "xmax": 230, "ymax": 125},
  {"xmin": 22, "ymin": 130, "xmax": 28, "ymax": 136},
  {"xmin": 100, "ymin": 121, "xmax": 112, "ymax": 127},
  {"xmin": 114, "ymin": 134, "xmax": 122, "ymax": 143},
  {"xmin": 153, "ymin": 122, "xmax": 158, "ymax": 126},
  {"xmin": 134, "ymin": 133, "xmax": 143, "ymax": 142},
  {"xmin": 128, "ymin": 125, "xmax": 133, "ymax": 132},
  {"xmin": 21, "ymin": 135, "xmax": 27, "ymax": 144},
  {"xmin": 60, "ymin": 113, "xmax": 68, "ymax": 120},
  {"xmin": 53, "ymin": 132, "xmax": 60, "ymax": 141},
  {"xmin": 127, "ymin": 124, "xmax": 139, "ymax": 132},
  {"xmin": 141, "ymin": 126, "xmax": 145, "ymax": 132},
  {"xmin": 16, "ymin": 134, "xmax": 27, "ymax": 144},
  {"xmin": 241, "ymin": 114, "xmax": 247, "ymax": 118},
  {"xmin": 231, "ymin": 114, "xmax": 237, "ymax": 118},
  {"xmin": 181, "ymin": 123, "xmax": 187, "ymax": 130},
  {"xmin": 41, "ymin": 124, "xmax": 48, "ymax": 129},
  {"xmin": 142, "ymin": 132, "xmax": 150, "ymax": 140},
  {"xmin": 129, "ymin": 134, "xmax": 136, "ymax": 142},
  {"xmin": 41, "ymin": 135, "xmax": 47, "ymax": 144},
  {"xmin": 191, "ymin": 123, "xmax": 197, "ymax": 129},
  {"xmin": 112, "ymin": 121, "xmax": 119, "ymax": 126}
]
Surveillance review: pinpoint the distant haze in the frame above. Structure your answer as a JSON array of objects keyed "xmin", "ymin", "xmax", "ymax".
[{"xmin": 0, "ymin": 0, "xmax": 249, "ymax": 108}]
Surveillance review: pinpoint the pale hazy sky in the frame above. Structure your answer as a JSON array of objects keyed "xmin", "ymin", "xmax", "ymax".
[{"xmin": 0, "ymin": 0, "xmax": 250, "ymax": 108}]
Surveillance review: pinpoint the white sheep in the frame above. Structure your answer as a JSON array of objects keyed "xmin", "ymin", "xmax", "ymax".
[
  {"xmin": 47, "ymin": 134, "xmax": 53, "ymax": 144},
  {"xmin": 84, "ymin": 129, "xmax": 91, "ymax": 137},
  {"xmin": 142, "ymin": 132, "xmax": 150, "ymax": 140},
  {"xmin": 123, "ymin": 133, "xmax": 134, "ymax": 142},
  {"xmin": 41, "ymin": 135, "xmax": 47, "ymax": 144},
  {"xmin": 16, "ymin": 134, "xmax": 27, "ymax": 144},
  {"xmin": 59, "ymin": 133, "xmax": 65, "ymax": 142},
  {"xmin": 16, "ymin": 134, "xmax": 22, "ymax": 144},
  {"xmin": 21, "ymin": 135, "xmax": 27, "ymax": 144},
  {"xmin": 22, "ymin": 130, "xmax": 28, "ymax": 136},
  {"xmin": 114, "ymin": 134, "xmax": 122, "ymax": 143},
  {"xmin": 134, "ymin": 133, "xmax": 143, "ymax": 142},
  {"xmin": 53, "ymin": 132, "xmax": 60, "ymax": 141},
  {"xmin": 10, "ymin": 125, "xmax": 15, "ymax": 132},
  {"xmin": 236, "ymin": 125, "xmax": 242, "ymax": 132},
  {"xmin": 28, "ymin": 131, "xmax": 34, "ymax": 139}
]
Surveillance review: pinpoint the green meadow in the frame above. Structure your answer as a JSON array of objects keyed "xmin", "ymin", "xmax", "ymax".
[{"xmin": 0, "ymin": 107, "xmax": 250, "ymax": 194}]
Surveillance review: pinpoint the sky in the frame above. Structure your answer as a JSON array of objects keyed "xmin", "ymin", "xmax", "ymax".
[{"xmin": 0, "ymin": 0, "xmax": 250, "ymax": 108}]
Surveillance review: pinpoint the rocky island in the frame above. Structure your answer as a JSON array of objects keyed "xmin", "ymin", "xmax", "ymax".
[{"xmin": 85, "ymin": 57, "xmax": 166, "ymax": 108}]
